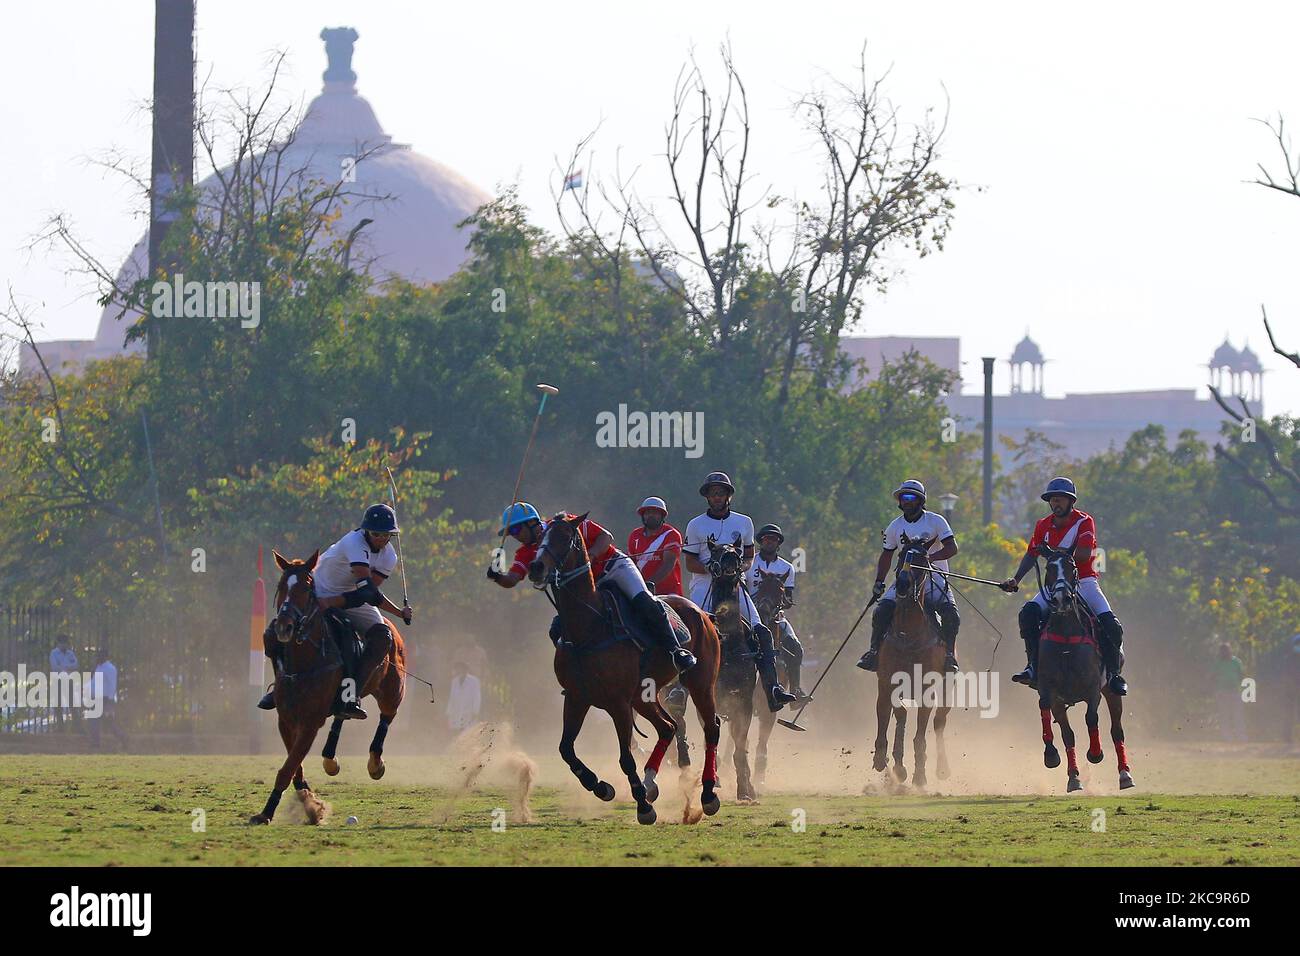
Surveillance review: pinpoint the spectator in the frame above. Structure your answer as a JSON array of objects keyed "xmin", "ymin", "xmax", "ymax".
[
  {"xmin": 445, "ymin": 661, "xmax": 481, "ymax": 735},
  {"xmin": 1211, "ymin": 642, "xmax": 1247, "ymax": 743},
  {"xmin": 49, "ymin": 635, "xmax": 78, "ymax": 730},
  {"xmin": 87, "ymin": 648, "xmax": 127, "ymax": 751}
]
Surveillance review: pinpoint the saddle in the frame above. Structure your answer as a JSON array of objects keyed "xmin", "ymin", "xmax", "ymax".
[
  {"xmin": 595, "ymin": 580, "xmax": 691, "ymax": 652},
  {"xmin": 322, "ymin": 610, "xmax": 365, "ymax": 665}
]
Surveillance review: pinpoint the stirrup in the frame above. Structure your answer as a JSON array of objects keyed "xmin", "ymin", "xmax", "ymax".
[
  {"xmin": 256, "ymin": 684, "xmax": 276, "ymax": 710},
  {"xmin": 670, "ymin": 648, "xmax": 698, "ymax": 673},
  {"xmin": 767, "ymin": 685, "xmax": 797, "ymax": 712},
  {"xmin": 1108, "ymin": 674, "xmax": 1128, "ymax": 696},
  {"xmin": 1011, "ymin": 665, "xmax": 1036, "ymax": 688},
  {"xmin": 336, "ymin": 700, "xmax": 368, "ymax": 720},
  {"xmin": 856, "ymin": 648, "xmax": 879, "ymax": 672}
]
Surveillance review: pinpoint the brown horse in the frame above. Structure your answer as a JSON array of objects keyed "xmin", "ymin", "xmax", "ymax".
[
  {"xmin": 1035, "ymin": 543, "xmax": 1133, "ymax": 792},
  {"xmin": 529, "ymin": 512, "xmax": 722, "ymax": 823},
  {"xmin": 249, "ymin": 550, "xmax": 407, "ymax": 825},
  {"xmin": 871, "ymin": 535, "xmax": 952, "ymax": 788},
  {"xmin": 751, "ymin": 567, "xmax": 792, "ymax": 789}
]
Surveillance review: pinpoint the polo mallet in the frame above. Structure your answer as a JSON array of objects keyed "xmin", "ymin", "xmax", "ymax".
[
  {"xmin": 777, "ymin": 592, "xmax": 881, "ymax": 732},
  {"xmin": 906, "ymin": 563, "xmax": 1005, "ymax": 589},
  {"xmin": 497, "ymin": 384, "xmax": 559, "ymax": 551},
  {"xmin": 384, "ymin": 465, "xmax": 410, "ymax": 621}
]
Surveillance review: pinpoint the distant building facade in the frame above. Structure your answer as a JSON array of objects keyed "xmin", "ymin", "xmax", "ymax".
[{"xmin": 841, "ymin": 333, "xmax": 1261, "ymax": 460}]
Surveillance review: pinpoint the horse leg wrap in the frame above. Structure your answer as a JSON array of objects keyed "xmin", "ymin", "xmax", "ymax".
[
  {"xmin": 371, "ymin": 714, "xmax": 391, "ymax": 757},
  {"xmin": 293, "ymin": 777, "xmax": 309, "ymax": 791},
  {"xmin": 1040, "ymin": 707, "xmax": 1053, "ymax": 744},
  {"xmin": 1088, "ymin": 726, "xmax": 1103, "ymax": 758},
  {"xmin": 577, "ymin": 767, "xmax": 598, "ymax": 791},
  {"xmin": 1066, "ymin": 747, "xmax": 1079, "ymax": 775},
  {"xmin": 322, "ymin": 717, "xmax": 344, "ymax": 761},
  {"xmin": 703, "ymin": 744, "xmax": 718, "ymax": 785},
  {"xmin": 1114, "ymin": 740, "xmax": 1130, "ymax": 772},
  {"xmin": 647, "ymin": 737, "xmax": 671, "ymax": 774},
  {"xmin": 261, "ymin": 789, "xmax": 283, "ymax": 820}
]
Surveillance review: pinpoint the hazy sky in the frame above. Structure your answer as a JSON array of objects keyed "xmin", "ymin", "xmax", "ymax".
[{"xmin": 4, "ymin": 1, "xmax": 1299, "ymax": 414}]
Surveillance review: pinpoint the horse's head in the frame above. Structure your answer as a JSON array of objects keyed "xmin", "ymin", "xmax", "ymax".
[
  {"xmin": 707, "ymin": 535, "xmax": 746, "ymax": 584},
  {"xmin": 1040, "ymin": 542, "xmax": 1078, "ymax": 612},
  {"xmin": 895, "ymin": 534, "xmax": 933, "ymax": 600},
  {"xmin": 272, "ymin": 549, "xmax": 320, "ymax": 643},
  {"xmin": 529, "ymin": 512, "xmax": 590, "ymax": 586},
  {"xmin": 753, "ymin": 567, "xmax": 791, "ymax": 618}
]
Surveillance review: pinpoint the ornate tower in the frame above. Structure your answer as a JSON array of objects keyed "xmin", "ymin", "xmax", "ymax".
[{"xmin": 1009, "ymin": 334, "xmax": 1045, "ymax": 395}]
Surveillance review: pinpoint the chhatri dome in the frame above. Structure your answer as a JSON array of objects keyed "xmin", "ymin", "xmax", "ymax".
[{"xmin": 91, "ymin": 27, "xmax": 490, "ymax": 357}]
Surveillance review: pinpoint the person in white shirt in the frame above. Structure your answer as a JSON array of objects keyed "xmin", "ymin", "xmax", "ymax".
[
  {"xmin": 683, "ymin": 471, "xmax": 797, "ymax": 712},
  {"xmin": 445, "ymin": 661, "xmax": 482, "ymax": 733},
  {"xmin": 257, "ymin": 503, "xmax": 413, "ymax": 719},
  {"xmin": 747, "ymin": 524, "xmax": 810, "ymax": 701},
  {"xmin": 88, "ymin": 649, "xmax": 127, "ymax": 749},
  {"xmin": 49, "ymin": 636, "xmax": 79, "ymax": 729},
  {"xmin": 856, "ymin": 479, "xmax": 962, "ymax": 673}
]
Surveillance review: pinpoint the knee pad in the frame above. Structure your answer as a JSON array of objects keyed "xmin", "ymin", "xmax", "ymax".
[
  {"xmin": 1018, "ymin": 602, "xmax": 1044, "ymax": 637},
  {"xmin": 937, "ymin": 602, "xmax": 960, "ymax": 638},
  {"xmin": 752, "ymin": 622, "xmax": 776, "ymax": 654},
  {"xmin": 1097, "ymin": 612, "xmax": 1123, "ymax": 644}
]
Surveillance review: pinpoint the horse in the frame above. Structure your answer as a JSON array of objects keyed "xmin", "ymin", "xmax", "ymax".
[
  {"xmin": 529, "ymin": 512, "xmax": 723, "ymax": 823},
  {"xmin": 750, "ymin": 567, "xmax": 793, "ymax": 788},
  {"xmin": 871, "ymin": 534, "xmax": 952, "ymax": 788},
  {"xmin": 1035, "ymin": 543, "xmax": 1134, "ymax": 792},
  {"xmin": 249, "ymin": 550, "xmax": 407, "ymax": 825}
]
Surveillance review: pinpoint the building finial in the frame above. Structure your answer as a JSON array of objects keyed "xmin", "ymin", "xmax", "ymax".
[{"xmin": 320, "ymin": 27, "xmax": 359, "ymax": 91}]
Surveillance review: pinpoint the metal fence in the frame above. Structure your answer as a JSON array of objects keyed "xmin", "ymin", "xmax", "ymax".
[{"xmin": 0, "ymin": 604, "xmax": 239, "ymax": 735}]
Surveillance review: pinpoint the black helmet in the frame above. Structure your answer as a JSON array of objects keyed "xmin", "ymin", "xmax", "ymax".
[
  {"xmin": 360, "ymin": 503, "xmax": 400, "ymax": 534},
  {"xmin": 699, "ymin": 471, "xmax": 735, "ymax": 497},
  {"xmin": 756, "ymin": 524, "xmax": 785, "ymax": 544}
]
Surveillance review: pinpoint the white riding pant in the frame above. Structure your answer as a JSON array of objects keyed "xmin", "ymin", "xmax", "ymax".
[
  {"xmin": 600, "ymin": 552, "xmax": 651, "ymax": 600},
  {"xmin": 1030, "ymin": 576, "xmax": 1111, "ymax": 616},
  {"xmin": 337, "ymin": 604, "xmax": 385, "ymax": 632},
  {"xmin": 689, "ymin": 578, "xmax": 763, "ymax": 628},
  {"xmin": 884, "ymin": 574, "xmax": 957, "ymax": 608}
]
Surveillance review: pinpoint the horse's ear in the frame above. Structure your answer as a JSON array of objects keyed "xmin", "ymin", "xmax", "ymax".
[
  {"xmin": 306, "ymin": 549, "xmax": 320, "ymax": 570},
  {"xmin": 272, "ymin": 550, "xmax": 289, "ymax": 571},
  {"xmin": 900, "ymin": 533, "xmax": 911, "ymax": 546},
  {"xmin": 576, "ymin": 511, "xmax": 590, "ymax": 524}
]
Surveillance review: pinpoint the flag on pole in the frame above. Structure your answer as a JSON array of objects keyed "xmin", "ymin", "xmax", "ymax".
[
  {"xmin": 563, "ymin": 169, "xmax": 583, "ymax": 191},
  {"xmin": 249, "ymin": 545, "xmax": 266, "ymax": 686}
]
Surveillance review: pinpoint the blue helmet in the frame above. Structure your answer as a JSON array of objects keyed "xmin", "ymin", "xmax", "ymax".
[
  {"xmin": 499, "ymin": 501, "xmax": 541, "ymax": 536},
  {"xmin": 1041, "ymin": 477, "xmax": 1078, "ymax": 503},
  {"xmin": 361, "ymin": 503, "xmax": 400, "ymax": 534}
]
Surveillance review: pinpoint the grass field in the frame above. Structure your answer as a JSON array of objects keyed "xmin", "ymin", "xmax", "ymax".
[{"xmin": 1, "ymin": 747, "xmax": 1296, "ymax": 866}]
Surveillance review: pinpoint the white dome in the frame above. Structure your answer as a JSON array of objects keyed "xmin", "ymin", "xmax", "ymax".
[{"xmin": 94, "ymin": 28, "xmax": 489, "ymax": 355}]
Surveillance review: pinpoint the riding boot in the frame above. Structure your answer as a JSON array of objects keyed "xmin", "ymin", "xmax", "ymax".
[
  {"xmin": 753, "ymin": 622, "xmax": 797, "ymax": 711},
  {"xmin": 257, "ymin": 633, "xmax": 281, "ymax": 709},
  {"xmin": 333, "ymin": 623, "xmax": 368, "ymax": 721},
  {"xmin": 782, "ymin": 626, "xmax": 811, "ymax": 701},
  {"xmin": 1097, "ymin": 612, "xmax": 1127, "ymax": 696},
  {"xmin": 1013, "ymin": 603, "xmax": 1042, "ymax": 688},
  {"xmin": 937, "ymin": 601, "xmax": 961, "ymax": 673},
  {"xmin": 856, "ymin": 601, "xmax": 895, "ymax": 671},
  {"xmin": 632, "ymin": 592, "xmax": 696, "ymax": 673}
]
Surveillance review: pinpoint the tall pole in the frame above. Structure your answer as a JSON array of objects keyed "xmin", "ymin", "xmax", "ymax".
[
  {"xmin": 148, "ymin": 0, "xmax": 196, "ymax": 358},
  {"xmin": 982, "ymin": 357, "xmax": 994, "ymax": 525}
]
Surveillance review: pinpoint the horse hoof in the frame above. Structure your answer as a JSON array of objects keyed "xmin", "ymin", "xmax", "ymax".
[
  {"xmin": 1087, "ymin": 749, "xmax": 1104, "ymax": 765},
  {"xmin": 872, "ymin": 755, "xmax": 888, "ymax": 772},
  {"xmin": 249, "ymin": 814, "xmax": 270, "ymax": 826},
  {"xmin": 1067, "ymin": 776, "xmax": 1083, "ymax": 793},
  {"xmin": 637, "ymin": 806, "xmax": 657, "ymax": 825},
  {"xmin": 702, "ymin": 794, "xmax": 721, "ymax": 816},
  {"xmin": 594, "ymin": 781, "xmax": 616, "ymax": 802},
  {"xmin": 936, "ymin": 763, "xmax": 951, "ymax": 781},
  {"xmin": 914, "ymin": 773, "xmax": 927, "ymax": 789},
  {"xmin": 643, "ymin": 778, "xmax": 660, "ymax": 803},
  {"xmin": 892, "ymin": 764, "xmax": 908, "ymax": 783},
  {"xmin": 322, "ymin": 757, "xmax": 340, "ymax": 776},
  {"xmin": 1119, "ymin": 770, "xmax": 1135, "ymax": 790},
  {"xmin": 367, "ymin": 756, "xmax": 385, "ymax": 780},
  {"xmin": 1044, "ymin": 745, "xmax": 1061, "ymax": 769}
]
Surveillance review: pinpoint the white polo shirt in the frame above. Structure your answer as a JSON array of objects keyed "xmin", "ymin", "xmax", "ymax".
[
  {"xmin": 747, "ymin": 553, "xmax": 796, "ymax": 597},
  {"xmin": 881, "ymin": 510, "xmax": 954, "ymax": 573},
  {"xmin": 316, "ymin": 529, "xmax": 398, "ymax": 598},
  {"xmin": 682, "ymin": 510, "xmax": 755, "ymax": 592}
]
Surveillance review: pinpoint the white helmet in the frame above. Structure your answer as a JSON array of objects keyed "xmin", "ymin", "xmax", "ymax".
[
  {"xmin": 637, "ymin": 496, "xmax": 668, "ymax": 516},
  {"xmin": 893, "ymin": 479, "xmax": 927, "ymax": 502}
]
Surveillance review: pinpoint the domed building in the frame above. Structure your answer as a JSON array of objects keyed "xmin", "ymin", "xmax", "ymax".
[{"xmin": 25, "ymin": 27, "xmax": 490, "ymax": 372}]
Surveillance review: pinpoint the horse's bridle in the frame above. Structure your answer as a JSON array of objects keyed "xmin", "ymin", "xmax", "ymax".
[
  {"xmin": 1039, "ymin": 547, "xmax": 1092, "ymax": 631},
  {"xmin": 277, "ymin": 573, "xmax": 322, "ymax": 648},
  {"xmin": 535, "ymin": 520, "xmax": 592, "ymax": 591}
]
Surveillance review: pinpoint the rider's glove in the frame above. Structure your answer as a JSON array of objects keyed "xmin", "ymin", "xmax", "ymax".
[
  {"xmin": 872, "ymin": 580, "xmax": 886, "ymax": 599},
  {"xmin": 401, "ymin": 605, "xmax": 413, "ymax": 625}
]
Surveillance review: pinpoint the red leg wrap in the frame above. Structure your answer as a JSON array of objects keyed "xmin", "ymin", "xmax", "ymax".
[
  {"xmin": 1115, "ymin": 741, "xmax": 1129, "ymax": 772},
  {"xmin": 1040, "ymin": 708, "xmax": 1053, "ymax": 744},
  {"xmin": 703, "ymin": 744, "xmax": 718, "ymax": 784},
  {"xmin": 647, "ymin": 737, "xmax": 670, "ymax": 774},
  {"xmin": 1066, "ymin": 746, "xmax": 1078, "ymax": 774}
]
